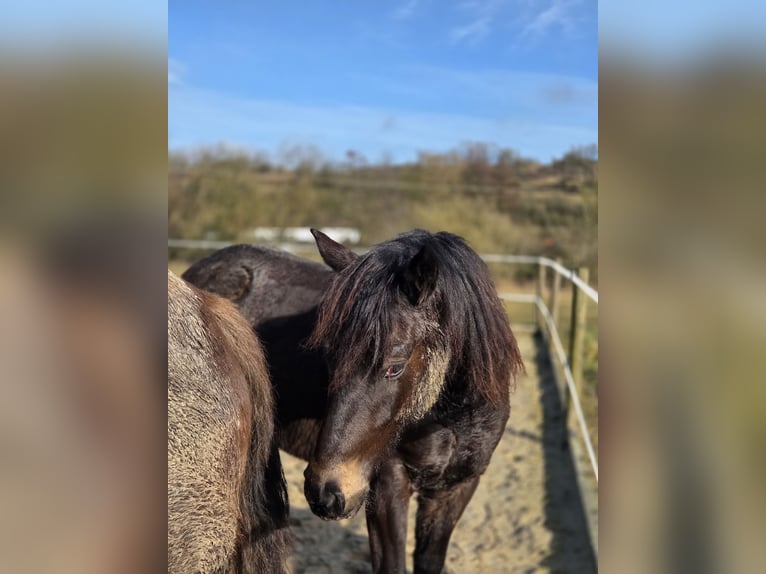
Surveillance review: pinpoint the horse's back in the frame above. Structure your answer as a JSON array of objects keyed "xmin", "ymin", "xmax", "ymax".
[{"xmin": 182, "ymin": 244, "xmax": 332, "ymax": 324}]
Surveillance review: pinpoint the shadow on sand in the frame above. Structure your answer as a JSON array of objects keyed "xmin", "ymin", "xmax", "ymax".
[
  {"xmin": 533, "ymin": 332, "xmax": 597, "ymax": 573},
  {"xmin": 288, "ymin": 506, "xmax": 372, "ymax": 574}
]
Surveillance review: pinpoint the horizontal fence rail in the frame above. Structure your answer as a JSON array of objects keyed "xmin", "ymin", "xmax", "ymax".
[{"xmin": 487, "ymin": 254, "xmax": 598, "ymax": 304}]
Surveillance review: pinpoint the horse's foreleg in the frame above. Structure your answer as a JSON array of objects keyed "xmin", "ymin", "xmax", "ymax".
[
  {"xmin": 365, "ymin": 458, "xmax": 412, "ymax": 574},
  {"xmin": 413, "ymin": 476, "xmax": 480, "ymax": 574}
]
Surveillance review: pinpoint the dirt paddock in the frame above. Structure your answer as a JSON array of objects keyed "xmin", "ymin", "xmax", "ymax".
[{"xmin": 281, "ymin": 331, "xmax": 596, "ymax": 574}]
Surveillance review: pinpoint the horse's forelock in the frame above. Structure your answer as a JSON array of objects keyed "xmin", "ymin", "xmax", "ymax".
[{"xmin": 308, "ymin": 248, "xmax": 406, "ymax": 384}]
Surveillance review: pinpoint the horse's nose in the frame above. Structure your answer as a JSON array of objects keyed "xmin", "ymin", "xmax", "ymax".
[
  {"xmin": 305, "ymin": 475, "xmax": 346, "ymax": 519},
  {"xmin": 319, "ymin": 482, "xmax": 345, "ymax": 518}
]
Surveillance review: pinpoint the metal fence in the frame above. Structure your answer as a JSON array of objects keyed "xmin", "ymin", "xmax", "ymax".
[
  {"xmin": 169, "ymin": 239, "xmax": 599, "ymax": 557},
  {"xmin": 492, "ymin": 255, "xmax": 598, "ymax": 479},
  {"xmin": 495, "ymin": 255, "xmax": 598, "ymax": 558}
]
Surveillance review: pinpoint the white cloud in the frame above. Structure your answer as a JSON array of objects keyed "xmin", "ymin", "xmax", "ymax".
[
  {"xmin": 450, "ymin": 17, "xmax": 491, "ymax": 44},
  {"xmin": 168, "ymin": 58, "xmax": 186, "ymax": 87},
  {"xmin": 450, "ymin": 0, "xmax": 517, "ymax": 45},
  {"xmin": 449, "ymin": 0, "xmax": 588, "ymax": 47},
  {"xmin": 521, "ymin": 0, "xmax": 581, "ymax": 38},
  {"xmin": 450, "ymin": 0, "xmax": 505, "ymax": 45},
  {"xmin": 393, "ymin": 0, "xmax": 419, "ymax": 20}
]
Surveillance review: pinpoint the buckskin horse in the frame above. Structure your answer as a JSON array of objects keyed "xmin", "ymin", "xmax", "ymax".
[
  {"xmin": 167, "ymin": 270, "xmax": 291, "ymax": 574},
  {"xmin": 183, "ymin": 230, "xmax": 523, "ymax": 574}
]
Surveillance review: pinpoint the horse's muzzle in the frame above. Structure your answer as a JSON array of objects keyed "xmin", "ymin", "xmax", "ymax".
[{"xmin": 304, "ymin": 466, "xmax": 368, "ymax": 520}]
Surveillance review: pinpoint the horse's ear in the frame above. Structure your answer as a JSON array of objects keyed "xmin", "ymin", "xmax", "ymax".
[
  {"xmin": 311, "ymin": 228, "xmax": 358, "ymax": 272},
  {"xmin": 401, "ymin": 244, "xmax": 438, "ymax": 305}
]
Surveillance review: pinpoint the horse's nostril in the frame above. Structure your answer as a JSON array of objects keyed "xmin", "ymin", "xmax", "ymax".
[
  {"xmin": 322, "ymin": 482, "xmax": 345, "ymax": 516},
  {"xmin": 305, "ymin": 471, "xmax": 351, "ymax": 519}
]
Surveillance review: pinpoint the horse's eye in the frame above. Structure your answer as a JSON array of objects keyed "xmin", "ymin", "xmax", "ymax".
[{"xmin": 384, "ymin": 363, "xmax": 405, "ymax": 379}]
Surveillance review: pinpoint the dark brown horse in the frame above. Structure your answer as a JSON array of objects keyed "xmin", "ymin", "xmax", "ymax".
[
  {"xmin": 167, "ymin": 270, "xmax": 291, "ymax": 574},
  {"xmin": 183, "ymin": 230, "xmax": 523, "ymax": 574}
]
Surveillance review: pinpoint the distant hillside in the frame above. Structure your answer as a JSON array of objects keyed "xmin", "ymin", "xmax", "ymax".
[{"xmin": 169, "ymin": 143, "xmax": 597, "ymax": 281}]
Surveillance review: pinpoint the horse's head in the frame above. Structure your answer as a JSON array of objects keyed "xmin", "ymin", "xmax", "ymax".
[{"xmin": 303, "ymin": 229, "xmax": 451, "ymax": 520}]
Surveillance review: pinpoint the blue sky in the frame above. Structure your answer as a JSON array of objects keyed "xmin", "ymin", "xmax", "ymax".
[{"xmin": 169, "ymin": 0, "xmax": 598, "ymax": 163}]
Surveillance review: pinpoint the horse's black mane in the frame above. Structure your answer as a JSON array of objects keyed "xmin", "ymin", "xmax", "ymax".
[{"xmin": 309, "ymin": 230, "xmax": 523, "ymax": 404}]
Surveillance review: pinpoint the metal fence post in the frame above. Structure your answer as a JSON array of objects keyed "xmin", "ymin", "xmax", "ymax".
[{"xmin": 536, "ymin": 261, "xmax": 546, "ymax": 333}]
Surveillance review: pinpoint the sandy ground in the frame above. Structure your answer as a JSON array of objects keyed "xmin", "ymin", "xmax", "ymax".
[{"xmin": 282, "ymin": 331, "xmax": 597, "ymax": 574}]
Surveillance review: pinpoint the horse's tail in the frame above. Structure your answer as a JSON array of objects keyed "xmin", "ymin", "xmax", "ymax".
[
  {"xmin": 202, "ymin": 292, "xmax": 293, "ymax": 574},
  {"xmin": 235, "ymin": 443, "xmax": 293, "ymax": 574}
]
